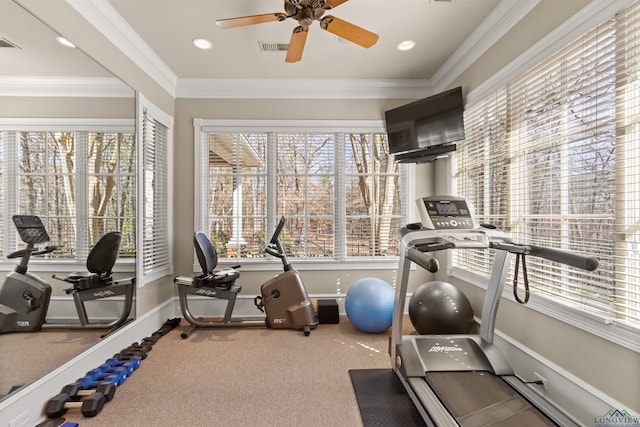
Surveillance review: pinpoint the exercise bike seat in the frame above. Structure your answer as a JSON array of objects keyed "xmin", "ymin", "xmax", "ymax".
[
  {"xmin": 192, "ymin": 232, "xmax": 240, "ymax": 290},
  {"xmin": 55, "ymin": 232, "xmax": 123, "ymax": 292}
]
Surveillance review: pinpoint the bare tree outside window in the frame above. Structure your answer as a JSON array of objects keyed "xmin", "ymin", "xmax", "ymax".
[
  {"xmin": 204, "ymin": 130, "xmax": 403, "ymax": 262},
  {"xmin": 11, "ymin": 129, "xmax": 136, "ymax": 258}
]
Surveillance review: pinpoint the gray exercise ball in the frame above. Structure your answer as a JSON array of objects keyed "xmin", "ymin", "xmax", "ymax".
[{"xmin": 408, "ymin": 281, "xmax": 474, "ymax": 334}]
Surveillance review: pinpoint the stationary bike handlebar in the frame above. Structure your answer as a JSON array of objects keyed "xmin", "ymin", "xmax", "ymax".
[
  {"xmin": 269, "ymin": 216, "xmax": 286, "ymax": 245},
  {"xmin": 265, "ymin": 216, "xmax": 293, "ymax": 271},
  {"xmin": 266, "ymin": 216, "xmax": 287, "ymax": 259},
  {"xmin": 7, "ymin": 245, "xmax": 57, "ymax": 259}
]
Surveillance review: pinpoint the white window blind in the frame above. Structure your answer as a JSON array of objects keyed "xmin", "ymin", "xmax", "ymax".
[
  {"xmin": 138, "ymin": 98, "xmax": 172, "ymax": 285},
  {"xmin": 194, "ymin": 120, "xmax": 405, "ymax": 265},
  {"xmin": 454, "ymin": 3, "xmax": 640, "ymax": 330},
  {"xmin": 0, "ymin": 120, "xmax": 135, "ymax": 262}
]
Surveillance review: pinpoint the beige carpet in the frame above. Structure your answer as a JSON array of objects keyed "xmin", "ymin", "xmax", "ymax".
[
  {"xmin": 61, "ymin": 317, "xmax": 414, "ymax": 427},
  {"xmin": 0, "ymin": 329, "xmax": 103, "ymax": 397}
]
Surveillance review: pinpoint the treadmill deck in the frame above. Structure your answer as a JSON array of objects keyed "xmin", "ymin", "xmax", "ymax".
[{"xmin": 424, "ymin": 371, "xmax": 556, "ymax": 426}]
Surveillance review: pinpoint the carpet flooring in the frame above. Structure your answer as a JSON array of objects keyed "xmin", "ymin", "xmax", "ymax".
[
  {"xmin": 58, "ymin": 317, "xmax": 420, "ymax": 426},
  {"xmin": 0, "ymin": 329, "xmax": 104, "ymax": 398}
]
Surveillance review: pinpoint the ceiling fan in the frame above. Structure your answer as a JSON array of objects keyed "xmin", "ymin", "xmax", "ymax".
[{"xmin": 215, "ymin": 0, "xmax": 379, "ymax": 63}]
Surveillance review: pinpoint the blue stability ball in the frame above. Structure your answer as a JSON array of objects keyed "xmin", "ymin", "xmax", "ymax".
[
  {"xmin": 345, "ymin": 277, "xmax": 395, "ymax": 333},
  {"xmin": 408, "ymin": 281, "xmax": 474, "ymax": 335}
]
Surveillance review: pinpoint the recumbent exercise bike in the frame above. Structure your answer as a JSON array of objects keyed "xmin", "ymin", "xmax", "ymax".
[
  {"xmin": 0, "ymin": 215, "xmax": 135, "ymax": 334},
  {"xmin": 175, "ymin": 216, "xmax": 318, "ymax": 338}
]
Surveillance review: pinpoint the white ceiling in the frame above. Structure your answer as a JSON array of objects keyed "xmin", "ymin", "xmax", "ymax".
[
  {"xmin": 105, "ymin": 0, "xmax": 502, "ymax": 81},
  {"xmin": 0, "ymin": 0, "xmax": 552, "ymax": 97},
  {"xmin": 0, "ymin": 0, "xmax": 111, "ymax": 77}
]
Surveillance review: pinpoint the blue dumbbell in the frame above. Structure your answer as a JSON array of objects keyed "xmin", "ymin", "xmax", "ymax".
[
  {"xmin": 76, "ymin": 370, "xmax": 126, "ymax": 389},
  {"xmin": 104, "ymin": 356, "xmax": 141, "ymax": 371},
  {"xmin": 94, "ymin": 360, "xmax": 135, "ymax": 377},
  {"xmin": 84, "ymin": 366, "xmax": 128, "ymax": 384}
]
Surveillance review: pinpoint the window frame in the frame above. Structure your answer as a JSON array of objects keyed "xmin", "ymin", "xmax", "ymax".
[
  {"xmin": 0, "ymin": 117, "xmax": 136, "ymax": 272},
  {"xmin": 193, "ymin": 118, "xmax": 412, "ymax": 271},
  {"xmin": 136, "ymin": 94, "xmax": 173, "ymax": 286}
]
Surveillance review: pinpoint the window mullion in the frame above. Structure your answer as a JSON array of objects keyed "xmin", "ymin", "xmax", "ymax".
[
  {"xmin": 75, "ymin": 131, "xmax": 89, "ymax": 260},
  {"xmin": 335, "ymin": 132, "xmax": 345, "ymax": 261},
  {"xmin": 267, "ymin": 132, "xmax": 277, "ymax": 235},
  {"xmin": 3, "ymin": 131, "xmax": 19, "ymax": 253}
]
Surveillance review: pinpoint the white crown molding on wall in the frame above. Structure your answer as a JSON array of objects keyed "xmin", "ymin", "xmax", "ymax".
[
  {"xmin": 0, "ymin": 76, "xmax": 134, "ymax": 97},
  {"xmin": 65, "ymin": 0, "xmax": 178, "ymax": 97},
  {"xmin": 64, "ymin": 0, "xmax": 535, "ymax": 100},
  {"xmin": 175, "ymin": 78, "xmax": 434, "ymax": 99},
  {"xmin": 432, "ymin": 0, "xmax": 541, "ymax": 92}
]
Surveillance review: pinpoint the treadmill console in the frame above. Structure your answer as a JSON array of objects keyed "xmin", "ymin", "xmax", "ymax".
[{"xmin": 416, "ymin": 196, "xmax": 478, "ymax": 230}]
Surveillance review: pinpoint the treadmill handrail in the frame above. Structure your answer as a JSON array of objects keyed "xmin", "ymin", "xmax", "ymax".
[{"xmin": 490, "ymin": 242, "xmax": 599, "ymax": 271}]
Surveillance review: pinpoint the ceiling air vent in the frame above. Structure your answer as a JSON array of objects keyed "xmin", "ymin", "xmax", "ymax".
[
  {"xmin": 258, "ymin": 41, "xmax": 289, "ymax": 53},
  {"xmin": 0, "ymin": 38, "xmax": 20, "ymax": 49}
]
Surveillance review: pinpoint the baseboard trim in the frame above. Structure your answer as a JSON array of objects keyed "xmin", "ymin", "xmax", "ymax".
[{"xmin": 0, "ymin": 298, "xmax": 175, "ymax": 427}]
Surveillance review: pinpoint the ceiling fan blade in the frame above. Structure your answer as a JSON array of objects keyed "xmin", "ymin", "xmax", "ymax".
[
  {"xmin": 286, "ymin": 26, "xmax": 308, "ymax": 63},
  {"xmin": 216, "ymin": 13, "xmax": 287, "ymax": 29},
  {"xmin": 325, "ymin": 0, "xmax": 349, "ymax": 8},
  {"xmin": 320, "ymin": 16, "xmax": 378, "ymax": 48}
]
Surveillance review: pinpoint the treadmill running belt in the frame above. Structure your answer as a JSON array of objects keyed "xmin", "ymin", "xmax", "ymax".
[{"xmin": 425, "ymin": 371, "xmax": 556, "ymax": 427}]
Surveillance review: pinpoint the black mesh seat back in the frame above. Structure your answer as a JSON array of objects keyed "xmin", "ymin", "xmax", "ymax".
[
  {"xmin": 86, "ymin": 232, "xmax": 122, "ymax": 274},
  {"xmin": 194, "ymin": 232, "xmax": 217, "ymax": 274}
]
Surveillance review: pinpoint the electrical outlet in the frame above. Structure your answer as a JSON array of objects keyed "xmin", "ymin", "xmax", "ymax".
[
  {"xmin": 8, "ymin": 410, "xmax": 29, "ymax": 427},
  {"xmin": 534, "ymin": 372, "xmax": 548, "ymax": 391}
]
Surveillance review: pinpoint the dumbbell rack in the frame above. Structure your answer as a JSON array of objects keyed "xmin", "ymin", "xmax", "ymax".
[{"xmin": 37, "ymin": 318, "xmax": 181, "ymax": 424}]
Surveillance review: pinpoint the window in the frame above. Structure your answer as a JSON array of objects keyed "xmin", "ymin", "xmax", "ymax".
[
  {"xmin": 136, "ymin": 96, "xmax": 173, "ymax": 285},
  {"xmin": 194, "ymin": 119, "xmax": 406, "ymax": 266},
  {"xmin": 0, "ymin": 119, "xmax": 135, "ymax": 262},
  {"xmin": 453, "ymin": 3, "xmax": 640, "ymax": 338}
]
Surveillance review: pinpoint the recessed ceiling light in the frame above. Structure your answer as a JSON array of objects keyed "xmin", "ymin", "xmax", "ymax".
[
  {"xmin": 56, "ymin": 36, "xmax": 75, "ymax": 48},
  {"xmin": 193, "ymin": 38, "xmax": 213, "ymax": 50},
  {"xmin": 397, "ymin": 40, "xmax": 416, "ymax": 51}
]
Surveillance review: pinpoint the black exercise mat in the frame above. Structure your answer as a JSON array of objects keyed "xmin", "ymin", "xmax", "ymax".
[{"xmin": 349, "ymin": 369, "xmax": 427, "ymax": 427}]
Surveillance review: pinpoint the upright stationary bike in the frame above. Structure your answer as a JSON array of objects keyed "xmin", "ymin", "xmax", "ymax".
[{"xmin": 0, "ymin": 215, "xmax": 135, "ymax": 334}]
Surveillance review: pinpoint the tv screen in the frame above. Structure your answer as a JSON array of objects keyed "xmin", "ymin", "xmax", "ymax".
[{"xmin": 384, "ymin": 87, "xmax": 465, "ymax": 161}]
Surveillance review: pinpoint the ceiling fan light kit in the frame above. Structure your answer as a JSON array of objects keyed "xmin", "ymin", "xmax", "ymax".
[{"xmin": 215, "ymin": 0, "xmax": 379, "ymax": 63}]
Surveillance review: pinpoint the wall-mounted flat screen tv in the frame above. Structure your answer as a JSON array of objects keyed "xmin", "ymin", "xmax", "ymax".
[{"xmin": 384, "ymin": 86, "xmax": 465, "ymax": 163}]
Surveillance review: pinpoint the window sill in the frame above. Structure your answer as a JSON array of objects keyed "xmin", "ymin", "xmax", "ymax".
[
  {"xmin": 0, "ymin": 259, "xmax": 136, "ymax": 274},
  {"xmin": 203, "ymin": 258, "xmax": 400, "ymax": 273}
]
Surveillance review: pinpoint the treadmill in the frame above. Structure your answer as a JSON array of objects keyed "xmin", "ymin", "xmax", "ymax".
[{"xmin": 390, "ymin": 196, "xmax": 599, "ymax": 426}]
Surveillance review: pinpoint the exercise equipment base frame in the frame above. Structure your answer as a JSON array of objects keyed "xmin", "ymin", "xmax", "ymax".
[
  {"xmin": 175, "ymin": 276, "xmax": 266, "ymax": 338},
  {"xmin": 43, "ymin": 279, "xmax": 135, "ymax": 332}
]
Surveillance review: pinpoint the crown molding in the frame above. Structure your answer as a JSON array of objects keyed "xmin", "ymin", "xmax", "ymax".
[
  {"xmin": 63, "ymin": 0, "xmax": 540, "ymax": 100},
  {"xmin": 65, "ymin": 0, "xmax": 178, "ymax": 97},
  {"xmin": 0, "ymin": 76, "xmax": 134, "ymax": 97},
  {"xmin": 175, "ymin": 78, "xmax": 433, "ymax": 99},
  {"xmin": 432, "ymin": 0, "xmax": 541, "ymax": 92}
]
